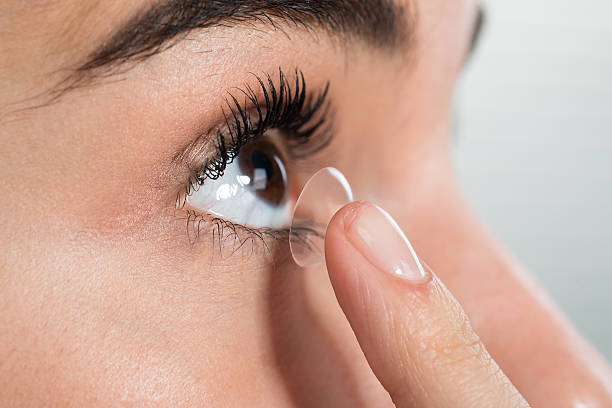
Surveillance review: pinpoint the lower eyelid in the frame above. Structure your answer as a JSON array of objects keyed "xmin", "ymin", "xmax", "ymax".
[{"xmin": 176, "ymin": 208, "xmax": 291, "ymax": 258}]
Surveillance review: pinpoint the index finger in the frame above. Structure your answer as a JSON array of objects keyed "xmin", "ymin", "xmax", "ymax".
[{"xmin": 325, "ymin": 202, "xmax": 529, "ymax": 408}]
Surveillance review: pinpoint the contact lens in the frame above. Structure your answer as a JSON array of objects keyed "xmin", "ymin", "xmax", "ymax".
[{"xmin": 289, "ymin": 167, "xmax": 354, "ymax": 268}]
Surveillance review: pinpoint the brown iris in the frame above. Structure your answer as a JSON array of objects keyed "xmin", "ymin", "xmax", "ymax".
[{"xmin": 238, "ymin": 140, "xmax": 288, "ymax": 206}]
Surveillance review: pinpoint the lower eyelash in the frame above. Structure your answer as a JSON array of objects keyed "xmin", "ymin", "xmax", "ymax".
[
  {"xmin": 179, "ymin": 209, "xmax": 291, "ymax": 257},
  {"xmin": 179, "ymin": 209, "xmax": 323, "ymax": 263}
]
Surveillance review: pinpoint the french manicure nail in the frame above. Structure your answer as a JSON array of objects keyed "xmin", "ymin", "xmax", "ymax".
[{"xmin": 345, "ymin": 203, "xmax": 430, "ymax": 284}]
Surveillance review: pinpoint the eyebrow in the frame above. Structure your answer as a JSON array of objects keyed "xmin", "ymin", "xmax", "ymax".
[{"xmin": 76, "ymin": 0, "xmax": 413, "ymax": 76}]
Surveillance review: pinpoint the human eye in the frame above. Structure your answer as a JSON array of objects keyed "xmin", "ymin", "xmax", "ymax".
[{"xmin": 176, "ymin": 69, "xmax": 333, "ymax": 245}]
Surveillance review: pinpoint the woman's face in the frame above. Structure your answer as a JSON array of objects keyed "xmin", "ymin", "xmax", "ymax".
[{"xmin": 0, "ymin": 0, "xmax": 479, "ymax": 405}]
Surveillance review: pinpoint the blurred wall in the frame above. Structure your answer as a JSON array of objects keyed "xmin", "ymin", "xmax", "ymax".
[{"xmin": 456, "ymin": 0, "xmax": 612, "ymax": 360}]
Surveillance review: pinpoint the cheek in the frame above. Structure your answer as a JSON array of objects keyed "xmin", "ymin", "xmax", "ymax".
[
  {"xmin": 0, "ymin": 221, "xmax": 386, "ymax": 405},
  {"xmin": 0, "ymin": 227, "xmax": 264, "ymax": 403}
]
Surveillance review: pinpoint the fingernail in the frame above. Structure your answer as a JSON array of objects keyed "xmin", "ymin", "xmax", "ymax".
[{"xmin": 345, "ymin": 203, "xmax": 430, "ymax": 284}]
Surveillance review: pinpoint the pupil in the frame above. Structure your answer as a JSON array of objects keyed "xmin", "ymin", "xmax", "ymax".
[
  {"xmin": 251, "ymin": 150, "xmax": 275, "ymax": 184},
  {"xmin": 239, "ymin": 141, "xmax": 287, "ymax": 206}
]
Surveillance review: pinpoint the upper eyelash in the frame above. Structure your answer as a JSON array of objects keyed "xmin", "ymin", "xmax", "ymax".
[{"xmin": 189, "ymin": 68, "xmax": 332, "ymax": 189}]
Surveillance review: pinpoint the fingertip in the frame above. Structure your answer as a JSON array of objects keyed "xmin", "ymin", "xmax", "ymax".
[
  {"xmin": 326, "ymin": 201, "xmax": 369, "ymax": 235},
  {"xmin": 324, "ymin": 201, "xmax": 369, "ymax": 267},
  {"xmin": 328, "ymin": 201, "xmax": 431, "ymax": 286},
  {"xmin": 324, "ymin": 201, "xmax": 375, "ymax": 306}
]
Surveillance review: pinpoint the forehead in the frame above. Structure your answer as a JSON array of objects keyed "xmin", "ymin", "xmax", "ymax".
[
  {"xmin": 3, "ymin": 1, "xmax": 149, "ymax": 53},
  {"xmin": 0, "ymin": 0, "xmax": 474, "ymax": 100},
  {"xmin": 3, "ymin": 0, "xmax": 469, "ymax": 38},
  {"xmin": 0, "ymin": 0, "xmax": 142, "ymax": 82},
  {"xmin": 2, "ymin": 0, "xmax": 470, "ymax": 51}
]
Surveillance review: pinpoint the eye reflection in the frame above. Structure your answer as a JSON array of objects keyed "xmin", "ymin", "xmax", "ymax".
[{"xmin": 186, "ymin": 139, "xmax": 293, "ymax": 229}]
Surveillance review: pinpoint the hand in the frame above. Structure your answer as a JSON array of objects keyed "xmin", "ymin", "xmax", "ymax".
[{"xmin": 325, "ymin": 202, "xmax": 530, "ymax": 408}]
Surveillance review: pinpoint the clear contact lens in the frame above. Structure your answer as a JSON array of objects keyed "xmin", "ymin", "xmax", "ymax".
[{"xmin": 289, "ymin": 167, "xmax": 353, "ymax": 268}]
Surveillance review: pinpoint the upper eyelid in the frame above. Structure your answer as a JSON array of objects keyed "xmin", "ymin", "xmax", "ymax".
[
  {"xmin": 176, "ymin": 71, "xmax": 331, "ymax": 176},
  {"xmin": 171, "ymin": 68, "xmax": 334, "ymax": 207},
  {"xmin": 172, "ymin": 69, "xmax": 307, "ymax": 169}
]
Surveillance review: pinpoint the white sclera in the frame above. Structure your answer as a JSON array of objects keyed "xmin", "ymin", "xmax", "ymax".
[{"xmin": 289, "ymin": 167, "xmax": 354, "ymax": 268}]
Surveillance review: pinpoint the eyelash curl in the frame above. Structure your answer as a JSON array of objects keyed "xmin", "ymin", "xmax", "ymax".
[
  {"xmin": 178, "ymin": 69, "xmax": 334, "ymax": 253},
  {"xmin": 187, "ymin": 68, "xmax": 332, "ymax": 192}
]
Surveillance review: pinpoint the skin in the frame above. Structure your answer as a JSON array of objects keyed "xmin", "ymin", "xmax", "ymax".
[{"xmin": 0, "ymin": 0, "xmax": 610, "ymax": 406}]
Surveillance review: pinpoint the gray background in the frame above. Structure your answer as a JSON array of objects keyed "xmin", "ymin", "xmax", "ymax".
[{"xmin": 456, "ymin": 0, "xmax": 612, "ymax": 360}]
